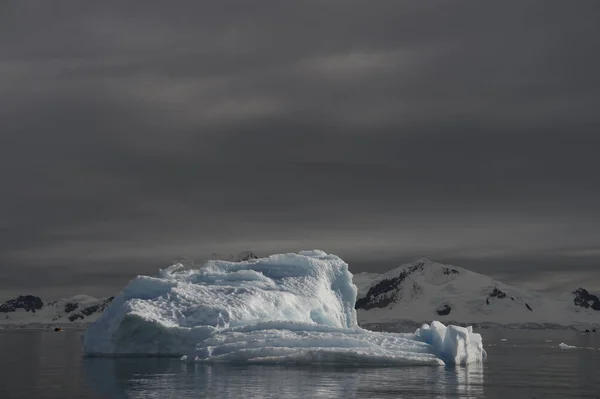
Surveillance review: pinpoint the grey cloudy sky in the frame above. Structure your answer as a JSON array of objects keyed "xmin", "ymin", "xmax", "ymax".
[{"xmin": 1, "ymin": 0, "xmax": 600, "ymax": 299}]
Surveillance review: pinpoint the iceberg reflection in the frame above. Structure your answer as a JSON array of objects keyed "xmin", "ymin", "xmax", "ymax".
[{"xmin": 84, "ymin": 358, "xmax": 484, "ymax": 399}]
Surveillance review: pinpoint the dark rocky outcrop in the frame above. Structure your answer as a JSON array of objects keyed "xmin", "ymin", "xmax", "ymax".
[
  {"xmin": 81, "ymin": 305, "xmax": 100, "ymax": 316},
  {"xmin": 80, "ymin": 297, "xmax": 114, "ymax": 317},
  {"xmin": 443, "ymin": 268, "xmax": 459, "ymax": 275},
  {"xmin": 572, "ymin": 288, "xmax": 600, "ymax": 311},
  {"xmin": 489, "ymin": 288, "xmax": 507, "ymax": 299},
  {"xmin": 68, "ymin": 313, "xmax": 84, "ymax": 322},
  {"xmin": 525, "ymin": 303, "xmax": 533, "ymax": 312},
  {"xmin": 436, "ymin": 304, "xmax": 452, "ymax": 316},
  {"xmin": 0, "ymin": 295, "xmax": 44, "ymax": 313},
  {"xmin": 355, "ymin": 261, "xmax": 426, "ymax": 310},
  {"xmin": 64, "ymin": 303, "xmax": 79, "ymax": 313},
  {"xmin": 64, "ymin": 297, "xmax": 114, "ymax": 322},
  {"xmin": 486, "ymin": 288, "xmax": 507, "ymax": 305}
]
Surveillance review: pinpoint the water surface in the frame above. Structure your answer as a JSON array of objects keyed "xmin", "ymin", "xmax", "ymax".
[{"xmin": 0, "ymin": 328, "xmax": 598, "ymax": 398}]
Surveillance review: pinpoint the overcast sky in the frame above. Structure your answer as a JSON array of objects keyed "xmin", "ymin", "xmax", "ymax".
[{"xmin": 1, "ymin": 0, "xmax": 599, "ymax": 299}]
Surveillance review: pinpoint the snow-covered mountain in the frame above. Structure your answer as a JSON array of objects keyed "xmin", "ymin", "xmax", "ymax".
[
  {"xmin": 0, "ymin": 294, "xmax": 113, "ymax": 328},
  {"xmin": 354, "ymin": 258, "xmax": 600, "ymax": 330},
  {"xmin": 3, "ymin": 255, "xmax": 599, "ymax": 331}
]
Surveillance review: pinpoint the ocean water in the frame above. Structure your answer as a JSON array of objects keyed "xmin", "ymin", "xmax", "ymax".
[{"xmin": 0, "ymin": 329, "xmax": 598, "ymax": 399}]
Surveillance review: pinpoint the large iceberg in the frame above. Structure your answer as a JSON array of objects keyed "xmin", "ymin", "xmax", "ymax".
[{"xmin": 84, "ymin": 250, "xmax": 485, "ymax": 366}]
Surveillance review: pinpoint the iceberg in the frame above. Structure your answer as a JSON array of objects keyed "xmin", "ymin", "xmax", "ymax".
[
  {"xmin": 83, "ymin": 250, "xmax": 485, "ymax": 366},
  {"xmin": 558, "ymin": 343, "xmax": 577, "ymax": 349}
]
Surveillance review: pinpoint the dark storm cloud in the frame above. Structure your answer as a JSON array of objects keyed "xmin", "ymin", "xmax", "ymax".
[{"xmin": 1, "ymin": 0, "xmax": 600, "ymax": 299}]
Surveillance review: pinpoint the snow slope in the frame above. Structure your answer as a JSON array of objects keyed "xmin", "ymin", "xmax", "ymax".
[
  {"xmin": 0, "ymin": 294, "xmax": 113, "ymax": 328},
  {"xmin": 6, "ymin": 255, "xmax": 595, "ymax": 332},
  {"xmin": 352, "ymin": 272, "xmax": 380, "ymax": 294},
  {"xmin": 83, "ymin": 250, "xmax": 485, "ymax": 365},
  {"xmin": 355, "ymin": 258, "xmax": 600, "ymax": 330}
]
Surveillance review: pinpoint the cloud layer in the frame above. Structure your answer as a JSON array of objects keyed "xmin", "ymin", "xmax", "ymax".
[{"xmin": 2, "ymin": 0, "xmax": 600, "ymax": 298}]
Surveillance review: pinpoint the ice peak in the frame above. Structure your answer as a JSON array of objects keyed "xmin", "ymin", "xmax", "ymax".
[{"xmin": 414, "ymin": 257, "xmax": 434, "ymax": 264}]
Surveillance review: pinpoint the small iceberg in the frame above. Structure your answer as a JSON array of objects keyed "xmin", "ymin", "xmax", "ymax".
[
  {"xmin": 83, "ymin": 250, "xmax": 486, "ymax": 366},
  {"xmin": 558, "ymin": 343, "xmax": 577, "ymax": 349}
]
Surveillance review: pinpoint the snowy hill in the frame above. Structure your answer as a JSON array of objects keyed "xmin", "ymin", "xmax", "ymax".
[
  {"xmin": 0, "ymin": 294, "xmax": 113, "ymax": 329},
  {"xmin": 354, "ymin": 258, "xmax": 600, "ymax": 330},
  {"xmin": 3, "ymin": 255, "xmax": 599, "ymax": 331}
]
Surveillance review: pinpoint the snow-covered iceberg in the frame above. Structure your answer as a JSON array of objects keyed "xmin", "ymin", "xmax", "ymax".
[{"xmin": 83, "ymin": 250, "xmax": 485, "ymax": 366}]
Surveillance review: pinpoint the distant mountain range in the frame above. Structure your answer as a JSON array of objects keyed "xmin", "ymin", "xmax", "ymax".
[
  {"xmin": 354, "ymin": 258, "xmax": 600, "ymax": 330},
  {"xmin": 0, "ymin": 294, "xmax": 113, "ymax": 328},
  {"xmin": 0, "ymin": 252, "xmax": 261, "ymax": 330},
  {"xmin": 2, "ymin": 254, "xmax": 599, "ymax": 330}
]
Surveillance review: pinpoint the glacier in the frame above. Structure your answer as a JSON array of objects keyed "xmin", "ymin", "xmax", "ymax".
[{"xmin": 83, "ymin": 250, "xmax": 485, "ymax": 366}]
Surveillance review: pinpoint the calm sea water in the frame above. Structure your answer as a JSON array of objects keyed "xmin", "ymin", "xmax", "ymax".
[{"xmin": 0, "ymin": 329, "xmax": 598, "ymax": 399}]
